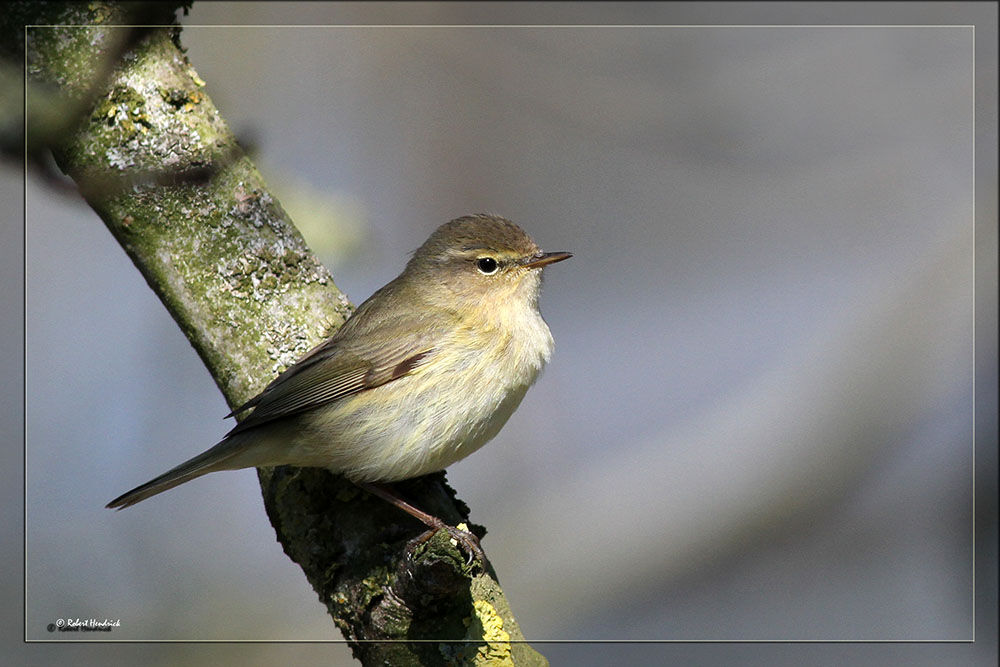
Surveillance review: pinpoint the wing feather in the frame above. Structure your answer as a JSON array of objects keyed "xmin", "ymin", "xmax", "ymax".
[{"xmin": 225, "ymin": 288, "xmax": 450, "ymax": 434}]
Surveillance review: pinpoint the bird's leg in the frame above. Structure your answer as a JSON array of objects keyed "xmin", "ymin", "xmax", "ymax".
[{"xmin": 355, "ymin": 481, "xmax": 484, "ymax": 564}]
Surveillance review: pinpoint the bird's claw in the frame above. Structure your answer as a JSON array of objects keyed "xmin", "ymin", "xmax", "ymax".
[{"xmin": 408, "ymin": 523, "xmax": 484, "ymax": 565}]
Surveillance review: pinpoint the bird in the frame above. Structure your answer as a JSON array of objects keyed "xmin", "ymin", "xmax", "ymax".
[{"xmin": 107, "ymin": 214, "xmax": 571, "ymax": 560}]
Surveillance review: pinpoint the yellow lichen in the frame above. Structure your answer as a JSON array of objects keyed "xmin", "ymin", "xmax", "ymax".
[{"xmin": 471, "ymin": 600, "xmax": 513, "ymax": 665}]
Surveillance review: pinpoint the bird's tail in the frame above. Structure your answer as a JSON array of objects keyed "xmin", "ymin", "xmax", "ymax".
[{"xmin": 106, "ymin": 435, "xmax": 261, "ymax": 510}]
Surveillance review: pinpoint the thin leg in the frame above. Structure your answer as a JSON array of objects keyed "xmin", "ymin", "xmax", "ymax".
[{"xmin": 356, "ymin": 481, "xmax": 484, "ymax": 564}]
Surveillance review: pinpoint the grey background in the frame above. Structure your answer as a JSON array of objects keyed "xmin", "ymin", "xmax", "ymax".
[{"xmin": 6, "ymin": 2, "xmax": 997, "ymax": 665}]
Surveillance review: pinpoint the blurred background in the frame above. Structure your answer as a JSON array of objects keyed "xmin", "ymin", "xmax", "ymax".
[{"xmin": 6, "ymin": 2, "xmax": 997, "ymax": 665}]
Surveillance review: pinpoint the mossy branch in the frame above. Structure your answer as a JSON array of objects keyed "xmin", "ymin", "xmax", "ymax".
[{"xmin": 9, "ymin": 2, "xmax": 547, "ymax": 664}]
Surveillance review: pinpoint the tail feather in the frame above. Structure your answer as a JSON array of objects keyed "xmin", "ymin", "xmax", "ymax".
[{"xmin": 106, "ymin": 437, "xmax": 256, "ymax": 510}]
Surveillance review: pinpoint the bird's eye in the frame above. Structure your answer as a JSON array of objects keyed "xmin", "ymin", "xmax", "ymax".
[{"xmin": 476, "ymin": 257, "xmax": 499, "ymax": 275}]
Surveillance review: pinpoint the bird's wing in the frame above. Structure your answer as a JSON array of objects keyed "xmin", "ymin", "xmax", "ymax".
[{"xmin": 225, "ymin": 309, "xmax": 447, "ymax": 434}]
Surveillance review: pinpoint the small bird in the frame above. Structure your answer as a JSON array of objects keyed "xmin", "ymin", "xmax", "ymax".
[{"xmin": 107, "ymin": 214, "xmax": 570, "ymax": 559}]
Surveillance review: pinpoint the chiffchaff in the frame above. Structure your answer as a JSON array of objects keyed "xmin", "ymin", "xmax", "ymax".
[{"xmin": 107, "ymin": 214, "xmax": 570, "ymax": 559}]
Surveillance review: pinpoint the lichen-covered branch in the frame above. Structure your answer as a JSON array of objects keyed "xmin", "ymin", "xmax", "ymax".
[{"xmin": 10, "ymin": 2, "xmax": 547, "ymax": 664}]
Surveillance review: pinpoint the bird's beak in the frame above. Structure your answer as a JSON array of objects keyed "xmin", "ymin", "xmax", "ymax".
[{"xmin": 522, "ymin": 251, "xmax": 572, "ymax": 269}]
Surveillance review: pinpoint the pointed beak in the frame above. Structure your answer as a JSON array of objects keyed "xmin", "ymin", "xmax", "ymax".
[{"xmin": 521, "ymin": 251, "xmax": 572, "ymax": 269}]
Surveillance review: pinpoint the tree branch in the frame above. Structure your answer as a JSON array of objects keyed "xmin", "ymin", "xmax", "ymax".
[{"xmin": 10, "ymin": 3, "xmax": 547, "ymax": 664}]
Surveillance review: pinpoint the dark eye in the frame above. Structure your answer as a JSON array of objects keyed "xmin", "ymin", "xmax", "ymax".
[{"xmin": 476, "ymin": 257, "xmax": 499, "ymax": 275}]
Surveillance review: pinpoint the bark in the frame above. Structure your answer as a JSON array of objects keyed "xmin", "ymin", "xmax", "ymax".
[{"xmin": 8, "ymin": 3, "xmax": 547, "ymax": 664}]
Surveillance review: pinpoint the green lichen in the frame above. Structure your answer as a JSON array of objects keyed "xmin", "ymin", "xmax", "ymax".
[{"xmin": 360, "ymin": 567, "xmax": 392, "ymax": 603}]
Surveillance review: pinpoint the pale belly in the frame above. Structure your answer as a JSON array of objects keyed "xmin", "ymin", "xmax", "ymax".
[{"xmin": 281, "ymin": 341, "xmax": 546, "ymax": 482}]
